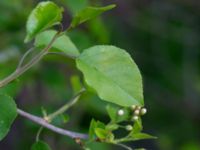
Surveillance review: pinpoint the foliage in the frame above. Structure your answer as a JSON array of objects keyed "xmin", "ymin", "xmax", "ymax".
[{"xmin": 0, "ymin": 1, "xmax": 156, "ymax": 150}]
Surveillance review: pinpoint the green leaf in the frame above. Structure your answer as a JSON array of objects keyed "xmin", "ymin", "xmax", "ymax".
[
  {"xmin": 63, "ymin": 0, "xmax": 89, "ymax": 14},
  {"xmin": 94, "ymin": 128, "xmax": 108, "ymax": 139},
  {"xmin": 35, "ymin": 30, "xmax": 79, "ymax": 57},
  {"xmin": 0, "ymin": 94, "xmax": 17, "ymax": 141},
  {"xmin": 89, "ymin": 119, "xmax": 97, "ymax": 140},
  {"xmin": 31, "ymin": 141, "xmax": 51, "ymax": 150},
  {"xmin": 76, "ymin": 45, "xmax": 144, "ymax": 107},
  {"xmin": 89, "ymin": 119, "xmax": 106, "ymax": 140},
  {"xmin": 106, "ymin": 124, "xmax": 119, "ymax": 131},
  {"xmin": 94, "ymin": 128, "xmax": 114, "ymax": 142},
  {"xmin": 129, "ymin": 133, "xmax": 157, "ymax": 141},
  {"xmin": 106, "ymin": 105, "xmax": 130, "ymax": 123},
  {"xmin": 69, "ymin": 4, "xmax": 116, "ymax": 29},
  {"xmin": 132, "ymin": 118, "xmax": 143, "ymax": 134},
  {"xmin": 25, "ymin": 1, "xmax": 63, "ymax": 42}
]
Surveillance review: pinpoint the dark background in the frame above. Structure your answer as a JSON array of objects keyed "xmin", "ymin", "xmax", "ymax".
[{"xmin": 0, "ymin": 0, "xmax": 200, "ymax": 149}]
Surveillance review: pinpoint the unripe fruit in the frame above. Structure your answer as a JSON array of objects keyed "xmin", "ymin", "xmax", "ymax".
[
  {"xmin": 132, "ymin": 115, "xmax": 139, "ymax": 121},
  {"xmin": 134, "ymin": 109, "xmax": 140, "ymax": 115},
  {"xmin": 130, "ymin": 105, "xmax": 136, "ymax": 110},
  {"xmin": 118, "ymin": 109, "xmax": 124, "ymax": 116},
  {"xmin": 140, "ymin": 108, "xmax": 147, "ymax": 115},
  {"xmin": 125, "ymin": 125, "xmax": 133, "ymax": 131}
]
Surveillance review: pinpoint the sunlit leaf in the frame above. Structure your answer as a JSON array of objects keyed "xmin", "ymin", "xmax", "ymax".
[
  {"xmin": 0, "ymin": 94, "xmax": 17, "ymax": 141},
  {"xmin": 25, "ymin": 1, "xmax": 63, "ymax": 42},
  {"xmin": 76, "ymin": 45, "xmax": 144, "ymax": 107}
]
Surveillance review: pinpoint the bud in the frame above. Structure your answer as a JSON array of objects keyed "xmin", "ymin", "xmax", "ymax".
[
  {"xmin": 125, "ymin": 125, "xmax": 133, "ymax": 131},
  {"xmin": 134, "ymin": 109, "xmax": 140, "ymax": 115},
  {"xmin": 136, "ymin": 106, "xmax": 141, "ymax": 110},
  {"xmin": 132, "ymin": 115, "xmax": 139, "ymax": 121},
  {"xmin": 118, "ymin": 109, "xmax": 124, "ymax": 116},
  {"xmin": 130, "ymin": 105, "xmax": 136, "ymax": 110},
  {"xmin": 140, "ymin": 108, "xmax": 147, "ymax": 115}
]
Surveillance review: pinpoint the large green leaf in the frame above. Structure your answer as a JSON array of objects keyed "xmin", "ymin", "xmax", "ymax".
[
  {"xmin": 0, "ymin": 94, "xmax": 17, "ymax": 141},
  {"xmin": 35, "ymin": 30, "xmax": 79, "ymax": 57},
  {"xmin": 69, "ymin": 4, "xmax": 116, "ymax": 29},
  {"xmin": 76, "ymin": 45, "xmax": 144, "ymax": 107},
  {"xmin": 31, "ymin": 141, "xmax": 51, "ymax": 150},
  {"xmin": 25, "ymin": 1, "xmax": 63, "ymax": 42}
]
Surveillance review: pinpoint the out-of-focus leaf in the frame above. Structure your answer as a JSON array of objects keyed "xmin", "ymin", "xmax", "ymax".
[
  {"xmin": 0, "ymin": 94, "xmax": 17, "ymax": 141},
  {"xmin": 63, "ymin": 0, "xmax": 89, "ymax": 14},
  {"xmin": 31, "ymin": 141, "xmax": 51, "ymax": 150},
  {"xmin": 70, "ymin": 75, "xmax": 82, "ymax": 94},
  {"xmin": 76, "ymin": 45, "xmax": 144, "ymax": 107},
  {"xmin": 69, "ymin": 4, "xmax": 116, "ymax": 29},
  {"xmin": 35, "ymin": 30, "xmax": 79, "ymax": 57},
  {"xmin": 25, "ymin": 1, "xmax": 63, "ymax": 42}
]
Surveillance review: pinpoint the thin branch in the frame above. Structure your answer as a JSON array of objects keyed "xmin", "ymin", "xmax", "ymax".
[
  {"xmin": 0, "ymin": 31, "xmax": 60, "ymax": 88},
  {"xmin": 17, "ymin": 108, "xmax": 88, "ymax": 139},
  {"xmin": 47, "ymin": 88, "xmax": 86, "ymax": 121},
  {"xmin": 17, "ymin": 47, "xmax": 34, "ymax": 69}
]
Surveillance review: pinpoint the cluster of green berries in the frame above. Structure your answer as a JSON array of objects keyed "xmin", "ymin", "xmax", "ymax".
[
  {"xmin": 117, "ymin": 105, "xmax": 147, "ymax": 131},
  {"xmin": 130, "ymin": 105, "xmax": 147, "ymax": 121}
]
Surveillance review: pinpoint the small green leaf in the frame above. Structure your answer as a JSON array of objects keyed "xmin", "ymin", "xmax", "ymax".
[
  {"xmin": 89, "ymin": 119, "xmax": 97, "ymax": 140},
  {"xmin": 76, "ymin": 45, "xmax": 144, "ymax": 107},
  {"xmin": 35, "ymin": 30, "xmax": 79, "ymax": 57},
  {"xmin": 0, "ymin": 94, "xmax": 17, "ymax": 141},
  {"xmin": 95, "ymin": 128, "xmax": 108, "ymax": 139},
  {"xmin": 106, "ymin": 124, "xmax": 119, "ymax": 131},
  {"xmin": 106, "ymin": 105, "xmax": 130, "ymax": 123},
  {"xmin": 25, "ymin": 1, "xmax": 63, "ymax": 42},
  {"xmin": 31, "ymin": 141, "xmax": 51, "ymax": 150},
  {"xmin": 69, "ymin": 4, "xmax": 116, "ymax": 29},
  {"xmin": 129, "ymin": 133, "xmax": 157, "ymax": 141},
  {"xmin": 89, "ymin": 119, "xmax": 106, "ymax": 140},
  {"xmin": 95, "ymin": 128, "xmax": 114, "ymax": 142},
  {"xmin": 132, "ymin": 118, "xmax": 143, "ymax": 134}
]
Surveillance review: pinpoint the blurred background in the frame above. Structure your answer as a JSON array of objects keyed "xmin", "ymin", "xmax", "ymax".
[{"xmin": 0, "ymin": 0, "xmax": 200, "ymax": 149}]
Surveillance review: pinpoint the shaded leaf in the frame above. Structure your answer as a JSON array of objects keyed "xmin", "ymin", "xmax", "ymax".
[
  {"xmin": 76, "ymin": 45, "xmax": 144, "ymax": 107},
  {"xmin": 35, "ymin": 30, "xmax": 79, "ymax": 57},
  {"xmin": 69, "ymin": 4, "xmax": 116, "ymax": 29},
  {"xmin": 0, "ymin": 94, "xmax": 17, "ymax": 141},
  {"xmin": 25, "ymin": 1, "xmax": 63, "ymax": 42},
  {"xmin": 31, "ymin": 141, "xmax": 51, "ymax": 150}
]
